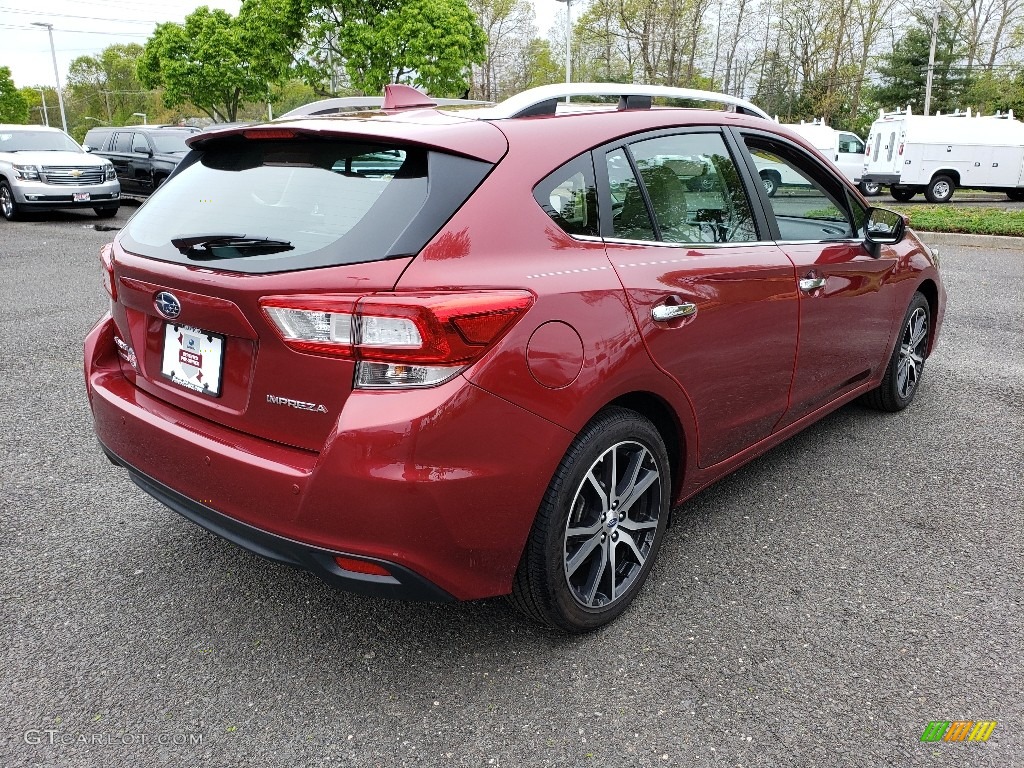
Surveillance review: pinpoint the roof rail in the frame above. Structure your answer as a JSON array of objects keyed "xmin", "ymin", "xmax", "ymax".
[{"xmin": 469, "ymin": 83, "xmax": 771, "ymax": 120}]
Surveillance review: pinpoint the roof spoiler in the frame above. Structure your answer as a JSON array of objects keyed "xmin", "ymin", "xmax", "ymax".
[{"xmin": 279, "ymin": 85, "xmax": 490, "ymax": 119}]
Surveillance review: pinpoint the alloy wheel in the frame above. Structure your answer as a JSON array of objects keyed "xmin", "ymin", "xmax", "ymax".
[
  {"xmin": 563, "ymin": 440, "xmax": 662, "ymax": 608},
  {"xmin": 897, "ymin": 307, "xmax": 928, "ymax": 399}
]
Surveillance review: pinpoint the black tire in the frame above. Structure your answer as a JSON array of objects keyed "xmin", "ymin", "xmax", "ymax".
[
  {"xmin": 862, "ymin": 292, "xmax": 931, "ymax": 412},
  {"xmin": 859, "ymin": 181, "xmax": 881, "ymax": 196},
  {"xmin": 760, "ymin": 171, "xmax": 780, "ymax": 197},
  {"xmin": 890, "ymin": 185, "xmax": 916, "ymax": 202},
  {"xmin": 0, "ymin": 180, "xmax": 20, "ymax": 221},
  {"xmin": 1006, "ymin": 189, "xmax": 1024, "ymax": 202},
  {"xmin": 511, "ymin": 407, "xmax": 671, "ymax": 632},
  {"xmin": 94, "ymin": 207, "xmax": 119, "ymax": 219},
  {"xmin": 924, "ymin": 174, "xmax": 955, "ymax": 203}
]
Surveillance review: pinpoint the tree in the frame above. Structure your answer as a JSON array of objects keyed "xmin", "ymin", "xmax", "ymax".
[
  {"xmin": 468, "ymin": 0, "xmax": 536, "ymax": 101},
  {"xmin": 0, "ymin": 67, "xmax": 29, "ymax": 124},
  {"xmin": 138, "ymin": 0, "xmax": 305, "ymax": 122},
  {"xmin": 301, "ymin": 0, "xmax": 487, "ymax": 96},
  {"xmin": 67, "ymin": 44, "xmax": 148, "ymax": 125},
  {"xmin": 872, "ymin": 16, "xmax": 971, "ymax": 114}
]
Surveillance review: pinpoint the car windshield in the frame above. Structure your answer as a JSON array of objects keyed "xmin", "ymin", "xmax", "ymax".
[
  {"xmin": 0, "ymin": 130, "xmax": 82, "ymax": 153},
  {"xmin": 150, "ymin": 133, "xmax": 192, "ymax": 154}
]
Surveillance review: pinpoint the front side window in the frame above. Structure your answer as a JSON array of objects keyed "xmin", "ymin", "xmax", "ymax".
[
  {"xmin": 626, "ymin": 132, "xmax": 757, "ymax": 244},
  {"xmin": 533, "ymin": 154, "xmax": 598, "ymax": 236},
  {"xmin": 744, "ymin": 136, "xmax": 861, "ymax": 241},
  {"xmin": 113, "ymin": 132, "xmax": 132, "ymax": 153},
  {"xmin": 839, "ymin": 135, "xmax": 865, "ymax": 154},
  {"xmin": 132, "ymin": 134, "xmax": 150, "ymax": 154}
]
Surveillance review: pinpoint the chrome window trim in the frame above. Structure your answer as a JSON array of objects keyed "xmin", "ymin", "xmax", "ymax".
[{"xmin": 601, "ymin": 236, "xmax": 772, "ymax": 249}]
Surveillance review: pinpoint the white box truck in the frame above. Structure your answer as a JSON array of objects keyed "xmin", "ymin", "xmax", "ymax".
[
  {"xmin": 861, "ymin": 107, "xmax": 1024, "ymax": 202},
  {"xmin": 784, "ymin": 121, "xmax": 880, "ymax": 195}
]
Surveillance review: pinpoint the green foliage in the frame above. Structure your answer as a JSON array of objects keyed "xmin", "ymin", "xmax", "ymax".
[
  {"xmin": 67, "ymin": 44, "xmax": 148, "ymax": 127},
  {"xmin": 0, "ymin": 66, "xmax": 29, "ymax": 124},
  {"xmin": 872, "ymin": 16, "xmax": 970, "ymax": 114},
  {"xmin": 892, "ymin": 204, "xmax": 1024, "ymax": 236},
  {"xmin": 519, "ymin": 38, "xmax": 562, "ymax": 89},
  {"xmin": 303, "ymin": 0, "xmax": 487, "ymax": 96},
  {"xmin": 139, "ymin": 0, "xmax": 306, "ymax": 122}
]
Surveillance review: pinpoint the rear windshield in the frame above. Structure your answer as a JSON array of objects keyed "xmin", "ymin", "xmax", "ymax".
[
  {"xmin": 119, "ymin": 137, "xmax": 491, "ymax": 273},
  {"xmin": 149, "ymin": 132, "xmax": 193, "ymax": 154},
  {"xmin": 0, "ymin": 130, "xmax": 81, "ymax": 153}
]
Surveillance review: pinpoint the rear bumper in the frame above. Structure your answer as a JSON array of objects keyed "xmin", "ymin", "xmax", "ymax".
[
  {"xmin": 85, "ymin": 315, "xmax": 572, "ymax": 601},
  {"xmin": 861, "ymin": 173, "xmax": 901, "ymax": 186},
  {"xmin": 102, "ymin": 446, "xmax": 454, "ymax": 602}
]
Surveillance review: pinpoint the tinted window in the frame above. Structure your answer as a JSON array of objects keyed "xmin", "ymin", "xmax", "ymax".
[
  {"xmin": 606, "ymin": 148, "xmax": 655, "ymax": 241},
  {"xmin": 887, "ymin": 132, "xmax": 896, "ymax": 162},
  {"xmin": 627, "ymin": 133, "xmax": 757, "ymax": 243},
  {"xmin": 744, "ymin": 136, "xmax": 860, "ymax": 241},
  {"xmin": 131, "ymin": 134, "xmax": 150, "ymax": 154},
  {"xmin": 0, "ymin": 129, "xmax": 81, "ymax": 153},
  {"xmin": 533, "ymin": 154, "xmax": 598, "ymax": 237},
  {"xmin": 149, "ymin": 133, "xmax": 192, "ymax": 154},
  {"xmin": 119, "ymin": 138, "xmax": 491, "ymax": 274},
  {"xmin": 873, "ymin": 134, "xmax": 881, "ymax": 161},
  {"xmin": 113, "ymin": 132, "xmax": 133, "ymax": 153}
]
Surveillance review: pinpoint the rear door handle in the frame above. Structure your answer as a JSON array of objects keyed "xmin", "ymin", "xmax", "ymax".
[
  {"xmin": 651, "ymin": 302, "xmax": 697, "ymax": 321},
  {"xmin": 799, "ymin": 277, "xmax": 826, "ymax": 292}
]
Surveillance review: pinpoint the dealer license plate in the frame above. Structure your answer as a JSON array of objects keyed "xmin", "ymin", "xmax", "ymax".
[
  {"xmin": 160, "ymin": 323, "xmax": 225, "ymax": 396},
  {"xmin": 73, "ymin": 192, "xmax": 91, "ymax": 202}
]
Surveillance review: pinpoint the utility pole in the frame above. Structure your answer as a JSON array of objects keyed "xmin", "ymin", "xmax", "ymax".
[
  {"xmin": 924, "ymin": 10, "xmax": 939, "ymax": 115},
  {"xmin": 555, "ymin": 0, "xmax": 573, "ymax": 101},
  {"xmin": 31, "ymin": 22, "xmax": 68, "ymax": 133},
  {"xmin": 101, "ymin": 90, "xmax": 112, "ymax": 124},
  {"xmin": 36, "ymin": 88, "xmax": 49, "ymax": 126}
]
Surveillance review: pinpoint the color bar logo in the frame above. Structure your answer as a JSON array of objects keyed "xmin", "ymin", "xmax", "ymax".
[{"xmin": 920, "ymin": 721, "xmax": 997, "ymax": 742}]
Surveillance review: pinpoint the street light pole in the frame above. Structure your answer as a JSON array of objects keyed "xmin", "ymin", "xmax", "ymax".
[
  {"xmin": 31, "ymin": 22, "xmax": 68, "ymax": 133},
  {"xmin": 555, "ymin": 0, "xmax": 573, "ymax": 102},
  {"xmin": 924, "ymin": 10, "xmax": 939, "ymax": 116},
  {"xmin": 132, "ymin": 112, "xmax": 148, "ymax": 125},
  {"xmin": 35, "ymin": 88, "xmax": 49, "ymax": 126}
]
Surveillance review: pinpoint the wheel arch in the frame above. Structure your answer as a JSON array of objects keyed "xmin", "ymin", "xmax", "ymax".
[
  {"xmin": 931, "ymin": 169, "xmax": 960, "ymax": 186},
  {"xmin": 915, "ymin": 278, "xmax": 940, "ymax": 356},
  {"xmin": 606, "ymin": 390, "xmax": 685, "ymax": 504}
]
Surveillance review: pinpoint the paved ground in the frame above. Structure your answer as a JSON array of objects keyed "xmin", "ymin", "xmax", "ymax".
[{"xmin": 1, "ymin": 209, "xmax": 1022, "ymax": 767}]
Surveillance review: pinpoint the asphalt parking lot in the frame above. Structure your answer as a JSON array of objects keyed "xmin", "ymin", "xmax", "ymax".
[{"xmin": 1, "ymin": 207, "xmax": 1022, "ymax": 768}]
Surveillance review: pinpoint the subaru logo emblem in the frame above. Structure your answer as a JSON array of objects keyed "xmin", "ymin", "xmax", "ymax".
[{"xmin": 154, "ymin": 291, "xmax": 181, "ymax": 319}]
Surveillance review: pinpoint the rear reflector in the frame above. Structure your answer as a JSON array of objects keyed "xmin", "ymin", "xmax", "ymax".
[{"xmin": 334, "ymin": 556, "xmax": 392, "ymax": 577}]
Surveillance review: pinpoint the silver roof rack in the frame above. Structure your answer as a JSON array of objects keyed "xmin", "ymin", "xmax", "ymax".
[{"xmin": 463, "ymin": 83, "xmax": 771, "ymax": 120}]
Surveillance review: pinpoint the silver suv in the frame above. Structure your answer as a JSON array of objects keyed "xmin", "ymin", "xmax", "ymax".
[{"xmin": 0, "ymin": 125, "xmax": 121, "ymax": 220}]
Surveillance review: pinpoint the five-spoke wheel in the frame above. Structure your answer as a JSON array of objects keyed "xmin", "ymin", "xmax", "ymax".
[{"xmin": 862, "ymin": 292, "xmax": 932, "ymax": 412}]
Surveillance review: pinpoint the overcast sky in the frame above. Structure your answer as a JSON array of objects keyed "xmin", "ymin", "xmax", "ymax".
[{"xmin": 1, "ymin": 0, "xmax": 564, "ymax": 89}]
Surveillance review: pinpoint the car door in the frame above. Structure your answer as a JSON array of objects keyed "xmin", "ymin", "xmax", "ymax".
[
  {"xmin": 129, "ymin": 132, "xmax": 155, "ymax": 193},
  {"xmin": 836, "ymin": 132, "xmax": 867, "ymax": 182},
  {"xmin": 599, "ymin": 129, "xmax": 799, "ymax": 469},
  {"xmin": 737, "ymin": 131, "xmax": 899, "ymax": 428},
  {"xmin": 108, "ymin": 131, "xmax": 135, "ymax": 194}
]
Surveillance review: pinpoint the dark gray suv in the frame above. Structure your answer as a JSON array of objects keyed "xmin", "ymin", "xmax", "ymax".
[{"xmin": 84, "ymin": 126, "xmax": 198, "ymax": 197}]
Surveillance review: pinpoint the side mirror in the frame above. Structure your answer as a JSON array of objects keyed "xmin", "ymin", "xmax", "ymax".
[
  {"xmin": 83, "ymin": 145, "xmax": 93, "ymax": 152},
  {"xmin": 865, "ymin": 207, "xmax": 906, "ymax": 246}
]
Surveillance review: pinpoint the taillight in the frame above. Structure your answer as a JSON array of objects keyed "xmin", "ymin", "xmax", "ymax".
[
  {"xmin": 99, "ymin": 243, "xmax": 116, "ymax": 300},
  {"xmin": 260, "ymin": 291, "xmax": 535, "ymax": 389}
]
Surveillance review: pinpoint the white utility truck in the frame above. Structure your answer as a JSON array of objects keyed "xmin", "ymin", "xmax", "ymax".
[
  {"xmin": 784, "ymin": 121, "xmax": 879, "ymax": 195},
  {"xmin": 861, "ymin": 107, "xmax": 1024, "ymax": 202}
]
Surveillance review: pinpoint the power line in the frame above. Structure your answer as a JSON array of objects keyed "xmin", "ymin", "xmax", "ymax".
[{"xmin": 0, "ymin": 6, "xmax": 160, "ymax": 23}]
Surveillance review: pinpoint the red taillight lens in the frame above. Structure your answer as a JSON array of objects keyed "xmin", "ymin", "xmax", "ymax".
[
  {"xmin": 260, "ymin": 291, "xmax": 535, "ymax": 388},
  {"xmin": 898, "ymin": 142, "xmax": 904, "ymax": 155},
  {"xmin": 242, "ymin": 128, "xmax": 297, "ymax": 140},
  {"xmin": 99, "ymin": 243, "xmax": 116, "ymax": 300}
]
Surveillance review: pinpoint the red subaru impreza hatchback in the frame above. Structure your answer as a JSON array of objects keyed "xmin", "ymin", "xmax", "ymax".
[{"xmin": 85, "ymin": 83, "xmax": 945, "ymax": 632}]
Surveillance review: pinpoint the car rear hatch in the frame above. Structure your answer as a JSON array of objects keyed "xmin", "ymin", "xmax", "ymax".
[{"xmin": 107, "ymin": 117, "xmax": 508, "ymax": 452}]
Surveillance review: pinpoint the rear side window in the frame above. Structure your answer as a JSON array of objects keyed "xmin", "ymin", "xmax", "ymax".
[
  {"xmin": 132, "ymin": 134, "xmax": 150, "ymax": 154},
  {"xmin": 113, "ymin": 133, "xmax": 132, "ymax": 153},
  {"xmin": 118, "ymin": 137, "xmax": 491, "ymax": 274},
  {"xmin": 533, "ymin": 154, "xmax": 598, "ymax": 236}
]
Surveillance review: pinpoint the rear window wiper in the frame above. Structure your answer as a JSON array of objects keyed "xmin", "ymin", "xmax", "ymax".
[{"xmin": 170, "ymin": 234, "xmax": 294, "ymax": 259}]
